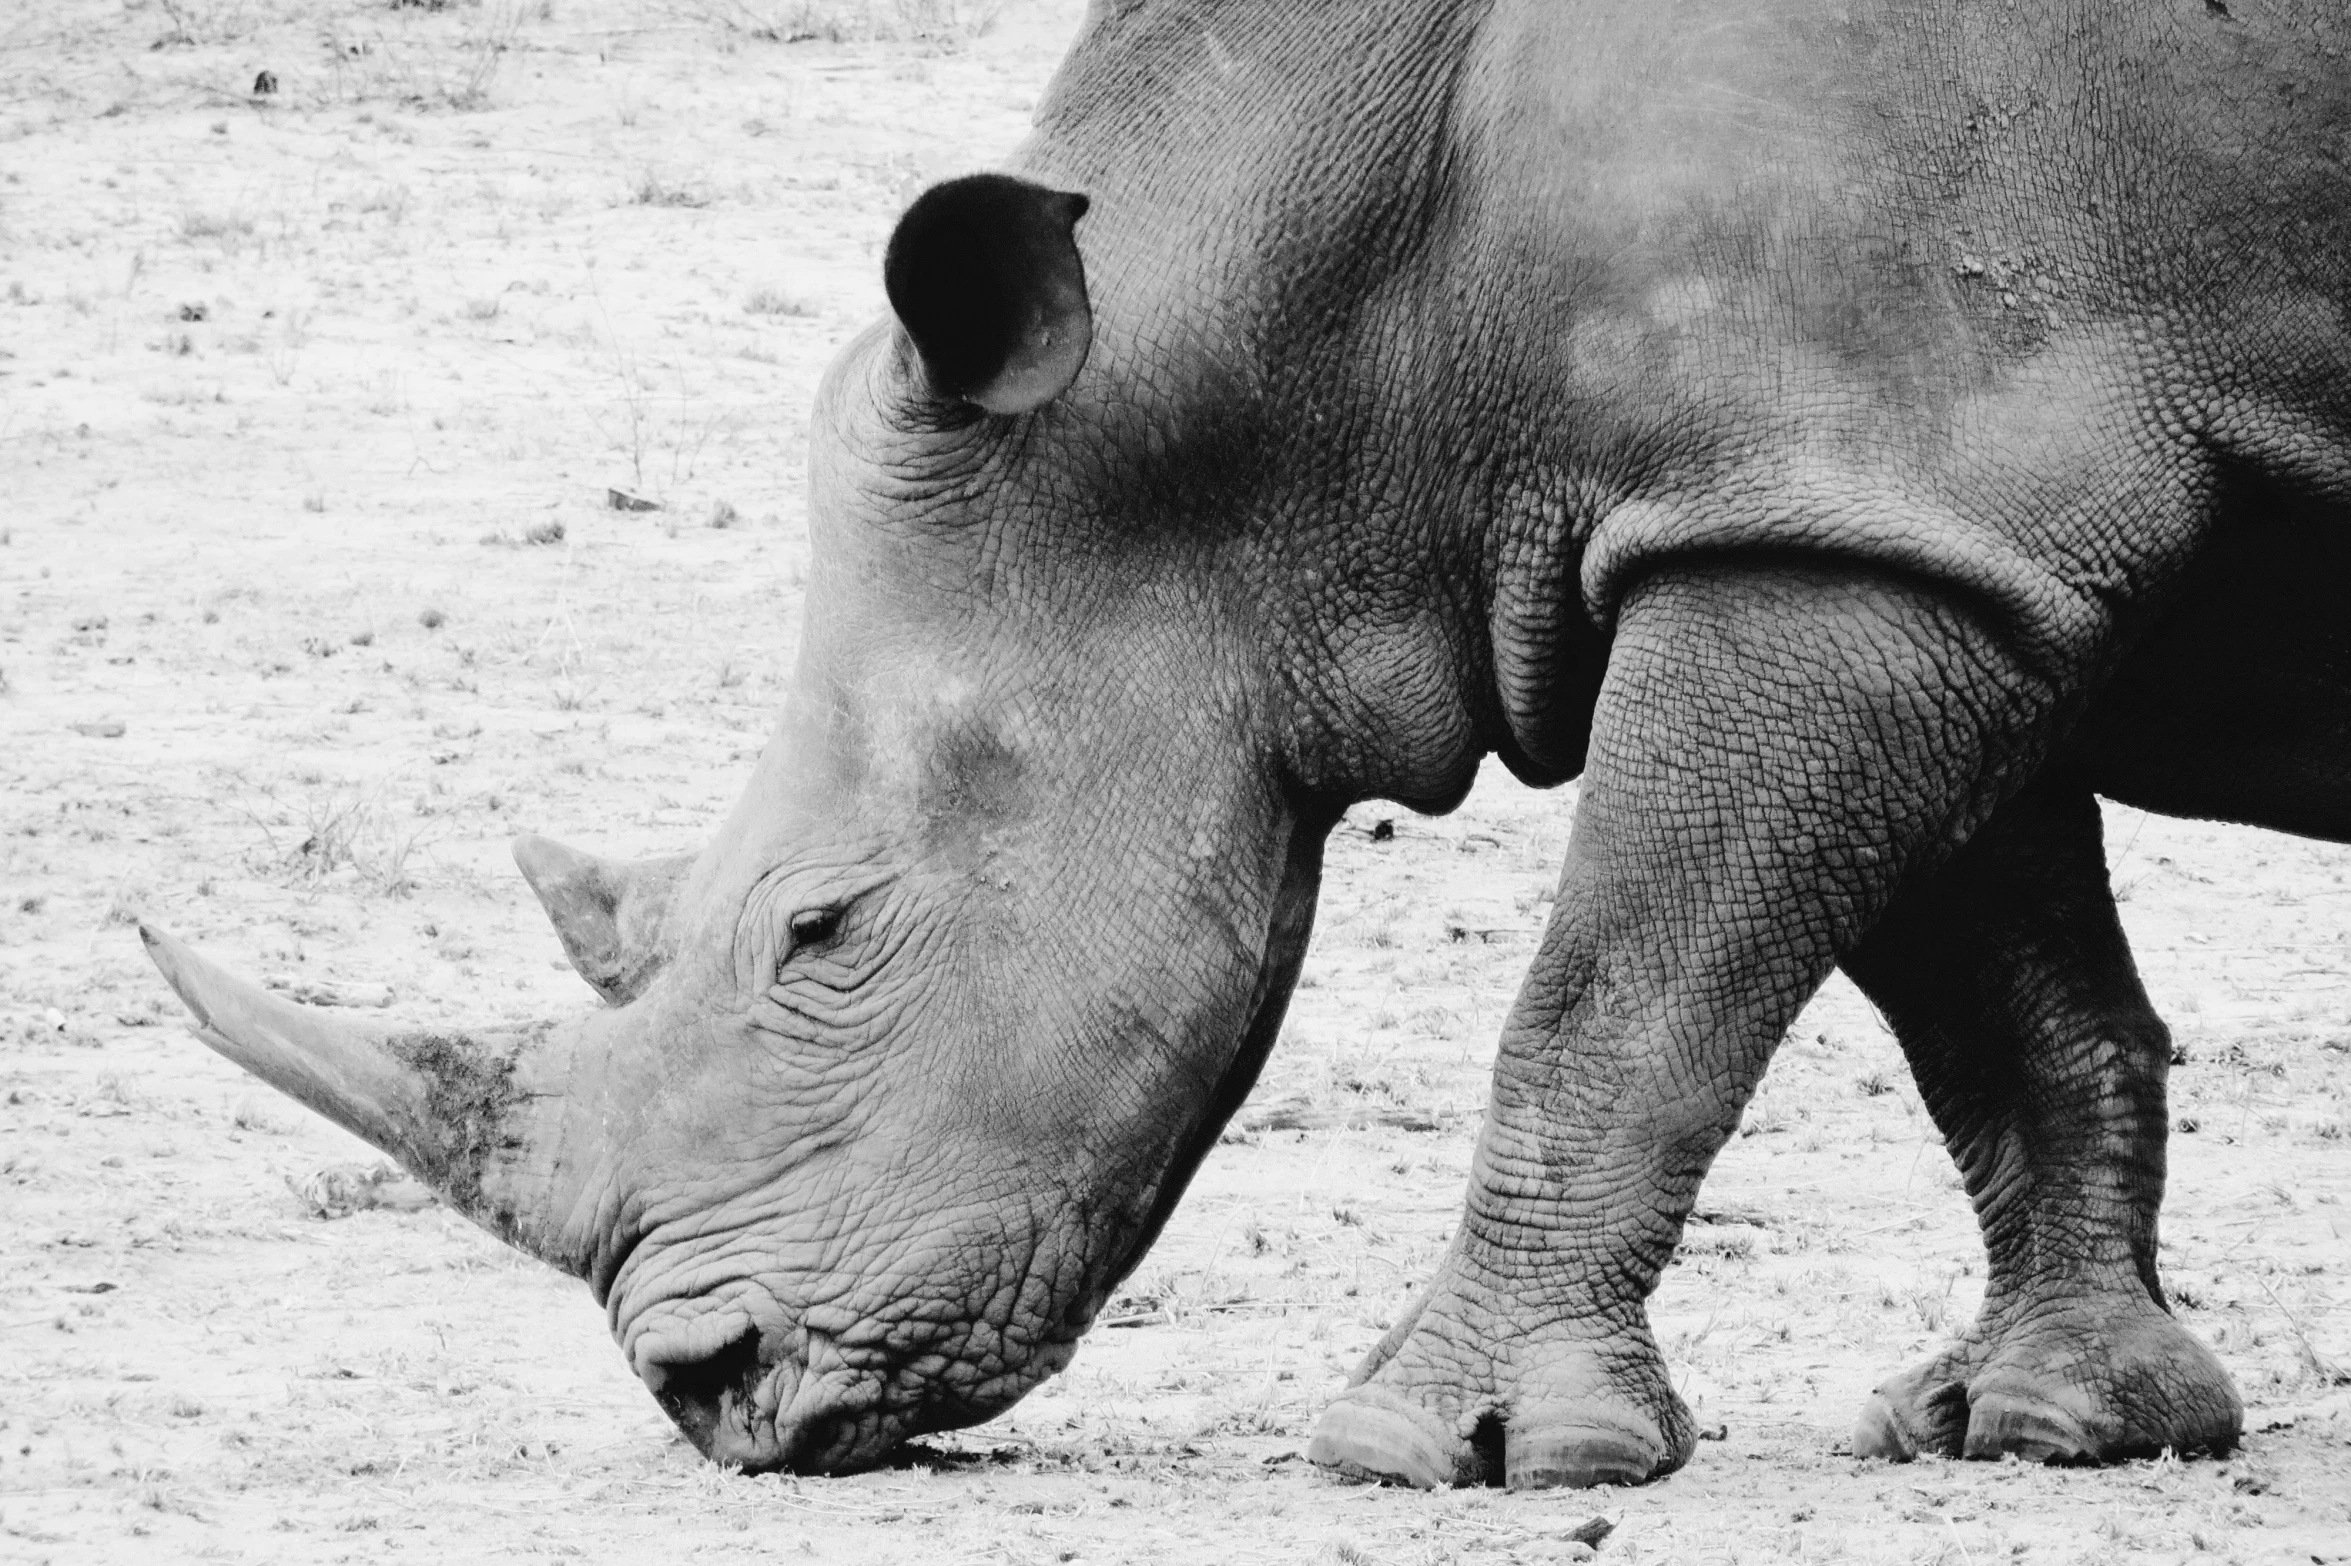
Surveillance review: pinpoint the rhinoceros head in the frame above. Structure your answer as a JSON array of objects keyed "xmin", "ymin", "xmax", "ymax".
[{"xmin": 146, "ymin": 140, "xmax": 1496, "ymax": 1471}]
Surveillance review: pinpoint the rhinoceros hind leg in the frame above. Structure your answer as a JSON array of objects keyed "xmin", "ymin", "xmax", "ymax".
[{"xmin": 1844, "ymin": 783, "xmax": 2243, "ymax": 1467}]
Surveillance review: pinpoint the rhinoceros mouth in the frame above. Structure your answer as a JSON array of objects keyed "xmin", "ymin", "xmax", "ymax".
[
  {"xmin": 645, "ymin": 1325, "xmax": 779, "ymax": 1466},
  {"xmin": 630, "ymin": 1301, "xmax": 927, "ymax": 1474},
  {"xmin": 630, "ymin": 1281, "xmax": 1084, "ymax": 1473}
]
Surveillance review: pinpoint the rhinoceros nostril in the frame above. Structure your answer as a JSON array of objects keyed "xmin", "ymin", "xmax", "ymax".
[
  {"xmin": 646, "ymin": 1327, "xmax": 766, "ymax": 1461},
  {"xmin": 1467, "ymin": 1410, "xmax": 1507, "ymax": 1487}
]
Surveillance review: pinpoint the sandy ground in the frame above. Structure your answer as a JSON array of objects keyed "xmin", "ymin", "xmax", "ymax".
[{"xmin": 2, "ymin": 3, "xmax": 2347, "ymax": 1562}]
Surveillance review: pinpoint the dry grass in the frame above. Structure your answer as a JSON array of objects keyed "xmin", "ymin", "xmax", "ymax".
[
  {"xmin": 628, "ymin": 167, "xmax": 712, "ymax": 208},
  {"xmin": 681, "ymin": 0, "xmax": 1003, "ymax": 46},
  {"xmin": 230, "ymin": 777, "xmax": 436, "ymax": 896},
  {"xmin": 743, "ymin": 286, "xmax": 817, "ymax": 317},
  {"xmin": 146, "ymin": 0, "xmax": 264, "ymax": 47},
  {"xmin": 317, "ymin": 0, "xmax": 534, "ymax": 111}
]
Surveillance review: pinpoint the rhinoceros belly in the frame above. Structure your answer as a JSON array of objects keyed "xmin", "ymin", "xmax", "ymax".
[{"xmin": 2069, "ymin": 484, "xmax": 2351, "ymax": 842}]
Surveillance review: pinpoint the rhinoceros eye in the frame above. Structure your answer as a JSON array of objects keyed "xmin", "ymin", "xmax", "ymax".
[
  {"xmin": 774, "ymin": 907, "xmax": 844, "ymax": 985},
  {"xmin": 786, "ymin": 907, "xmax": 842, "ymax": 955}
]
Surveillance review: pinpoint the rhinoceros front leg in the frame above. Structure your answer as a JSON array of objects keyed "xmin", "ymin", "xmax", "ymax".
[
  {"xmin": 1841, "ymin": 782, "xmax": 2242, "ymax": 1463},
  {"xmin": 1308, "ymin": 561, "xmax": 2056, "ymax": 1489}
]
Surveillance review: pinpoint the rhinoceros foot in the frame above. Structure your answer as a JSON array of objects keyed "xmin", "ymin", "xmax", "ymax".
[
  {"xmin": 1306, "ymin": 1281, "xmax": 1690, "ymax": 1489},
  {"xmin": 1962, "ymin": 1306, "xmax": 2243, "ymax": 1463},
  {"xmin": 1860, "ymin": 1304, "xmax": 2242, "ymax": 1465},
  {"xmin": 1306, "ymin": 1383, "xmax": 1473, "ymax": 1489},
  {"xmin": 1852, "ymin": 1347, "xmax": 1975, "ymax": 1460}
]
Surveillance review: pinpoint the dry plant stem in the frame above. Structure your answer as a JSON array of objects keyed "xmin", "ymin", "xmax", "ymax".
[{"xmin": 229, "ymin": 775, "xmax": 436, "ymax": 896}]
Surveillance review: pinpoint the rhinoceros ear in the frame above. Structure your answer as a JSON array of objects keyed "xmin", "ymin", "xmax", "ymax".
[
  {"xmin": 512, "ymin": 835, "xmax": 694, "ymax": 1007},
  {"xmin": 884, "ymin": 173, "xmax": 1093, "ymax": 415}
]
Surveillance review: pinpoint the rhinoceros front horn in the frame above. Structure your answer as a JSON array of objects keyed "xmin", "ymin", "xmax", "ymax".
[
  {"xmin": 139, "ymin": 924, "xmax": 592, "ymax": 1276},
  {"xmin": 512, "ymin": 835, "xmax": 692, "ymax": 1006}
]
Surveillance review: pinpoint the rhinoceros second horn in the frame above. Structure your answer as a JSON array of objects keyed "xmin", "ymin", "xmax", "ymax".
[{"xmin": 510, "ymin": 834, "xmax": 693, "ymax": 1006}]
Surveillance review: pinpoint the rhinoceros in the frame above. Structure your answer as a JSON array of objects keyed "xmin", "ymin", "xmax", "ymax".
[{"xmin": 144, "ymin": 0, "xmax": 2349, "ymax": 1488}]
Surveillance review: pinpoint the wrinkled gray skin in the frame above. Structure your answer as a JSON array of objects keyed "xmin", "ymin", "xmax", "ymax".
[{"xmin": 146, "ymin": 0, "xmax": 2351, "ymax": 1487}]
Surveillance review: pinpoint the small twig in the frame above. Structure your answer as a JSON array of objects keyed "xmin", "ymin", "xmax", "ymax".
[{"xmin": 2245, "ymin": 1270, "xmax": 2349, "ymax": 1385}]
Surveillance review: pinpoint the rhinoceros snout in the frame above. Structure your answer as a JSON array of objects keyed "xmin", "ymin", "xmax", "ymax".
[{"xmin": 641, "ymin": 1326, "xmax": 795, "ymax": 1472}]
